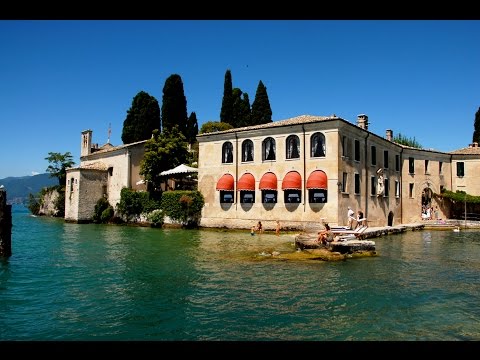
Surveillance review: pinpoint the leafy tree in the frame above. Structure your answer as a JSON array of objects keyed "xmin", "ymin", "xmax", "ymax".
[
  {"xmin": 393, "ymin": 133, "xmax": 423, "ymax": 148},
  {"xmin": 140, "ymin": 127, "xmax": 189, "ymax": 192},
  {"xmin": 45, "ymin": 151, "xmax": 75, "ymax": 186},
  {"xmin": 121, "ymin": 91, "xmax": 160, "ymax": 144},
  {"xmin": 186, "ymin": 111, "xmax": 199, "ymax": 145},
  {"xmin": 187, "ymin": 141, "xmax": 199, "ymax": 165},
  {"xmin": 472, "ymin": 107, "xmax": 480, "ymax": 144},
  {"xmin": 232, "ymin": 88, "xmax": 251, "ymax": 128},
  {"xmin": 199, "ymin": 121, "xmax": 234, "ymax": 134},
  {"xmin": 251, "ymin": 80, "xmax": 272, "ymax": 125},
  {"xmin": 220, "ymin": 69, "xmax": 233, "ymax": 125},
  {"xmin": 161, "ymin": 74, "xmax": 188, "ymax": 137}
]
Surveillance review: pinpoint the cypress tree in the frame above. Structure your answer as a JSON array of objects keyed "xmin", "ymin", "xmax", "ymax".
[
  {"xmin": 220, "ymin": 69, "xmax": 233, "ymax": 125},
  {"xmin": 232, "ymin": 88, "xmax": 251, "ymax": 128},
  {"xmin": 473, "ymin": 107, "xmax": 480, "ymax": 144},
  {"xmin": 161, "ymin": 74, "xmax": 188, "ymax": 137},
  {"xmin": 186, "ymin": 111, "xmax": 199, "ymax": 145},
  {"xmin": 251, "ymin": 80, "xmax": 272, "ymax": 125},
  {"xmin": 121, "ymin": 91, "xmax": 160, "ymax": 144}
]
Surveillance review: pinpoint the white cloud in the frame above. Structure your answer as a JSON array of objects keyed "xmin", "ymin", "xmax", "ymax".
[{"xmin": 31, "ymin": 171, "xmax": 39, "ymax": 176}]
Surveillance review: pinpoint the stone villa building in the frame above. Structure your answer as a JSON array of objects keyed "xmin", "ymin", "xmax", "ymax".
[
  {"xmin": 64, "ymin": 130, "xmax": 147, "ymax": 222},
  {"xmin": 196, "ymin": 114, "xmax": 480, "ymax": 230},
  {"xmin": 65, "ymin": 114, "xmax": 480, "ymax": 229}
]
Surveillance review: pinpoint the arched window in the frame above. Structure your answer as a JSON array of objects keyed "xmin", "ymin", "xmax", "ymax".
[
  {"xmin": 311, "ymin": 132, "xmax": 326, "ymax": 157},
  {"xmin": 286, "ymin": 135, "xmax": 300, "ymax": 159},
  {"xmin": 263, "ymin": 137, "xmax": 276, "ymax": 161},
  {"xmin": 222, "ymin": 142, "xmax": 233, "ymax": 163},
  {"xmin": 242, "ymin": 139, "xmax": 254, "ymax": 162}
]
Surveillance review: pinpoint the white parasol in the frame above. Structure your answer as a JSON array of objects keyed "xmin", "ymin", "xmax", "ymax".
[{"xmin": 160, "ymin": 164, "xmax": 198, "ymax": 176}]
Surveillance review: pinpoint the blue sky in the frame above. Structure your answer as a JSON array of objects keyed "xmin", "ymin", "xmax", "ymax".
[{"xmin": 1, "ymin": 20, "xmax": 479, "ymax": 179}]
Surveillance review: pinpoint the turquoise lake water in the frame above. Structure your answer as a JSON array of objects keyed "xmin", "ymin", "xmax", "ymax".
[{"xmin": 1, "ymin": 204, "xmax": 480, "ymax": 341}]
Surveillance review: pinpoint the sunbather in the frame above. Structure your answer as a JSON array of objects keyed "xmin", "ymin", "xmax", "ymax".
[{"xmin": 317, "ymin": 223, "xmax": 334, "ymax": 246}]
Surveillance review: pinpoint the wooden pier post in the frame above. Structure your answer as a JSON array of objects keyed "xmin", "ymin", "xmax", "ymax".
[{"xmin": 0, "ymin": 189, "xmax": 12, "ymax": 257}]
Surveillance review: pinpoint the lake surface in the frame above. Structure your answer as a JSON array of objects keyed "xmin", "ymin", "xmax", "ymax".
[{"xmin": 1, "ymin": 205, "xmax": 479, "ymax": 341}]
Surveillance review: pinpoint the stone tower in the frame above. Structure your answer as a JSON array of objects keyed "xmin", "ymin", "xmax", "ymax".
[{"xmin": 81, "ymin": 130, "xmax": 92, "ymax": 157}]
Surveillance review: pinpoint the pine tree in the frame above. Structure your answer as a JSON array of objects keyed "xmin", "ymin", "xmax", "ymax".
[
  {"xmin": 161, "ymin": 74, "xmax": 188, "ymax": 137},
  {"xmin": 472, "ymin": 107, "xmax": 480, "ymax": 144},
  {"xmin": 220, "ymin": 69, "xmax": 233, "ymax": 125},
  {"xmin": 121, "ymin": 91, "xmax": 160, "ymax": 144},
  {"xmin": 251, "ymin": 80, "xmax": 272, "ymax": 125},
  {"xmin": 186, "ymin": 111, "xmax": 199, "ymax": 145}
]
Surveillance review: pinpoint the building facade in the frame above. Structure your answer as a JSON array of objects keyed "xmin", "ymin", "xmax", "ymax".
[
  {"xmin": 65, "ymin": 114, "xmax": 480, "ymax": 228},
  {"xmin": 197, "ymin": 114, "xmax": 480, "ymax": 231},
  {"xmin": 64, "ymin": 130, "xmax": 147, "ymax": 223}
]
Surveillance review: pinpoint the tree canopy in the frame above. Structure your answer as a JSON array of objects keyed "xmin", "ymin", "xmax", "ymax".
[
  {"xmin": 199, "ymin": 121, "xmax": 234, "ymax": 134},
  {"xmin": 472, "ymin": 107, "xmax": 480, "ymax": 144},
  {"xmin": 393, "ymin": 133, "xmax": 423, "ymax": 148},
  {"xmin": 161, "ymin": 74, "xmax": 188, "ymax": 137},
  {"xmin": 45, "ymin": 151, "xmax": 75, "ymax": 186},
  {"xmin": 220, "ymin": 69, "xmax": 233, "ymax": 126},
  {"xmin": 251, "ymin": 80, "xmax": 272, "ymax": 125},
  {"xmin": 121, "ymin": 91, "xmax": 160, "ymax": 144},
  {"xmin": 139, "ymin": 127, "xmax": 189, "ymax": 192}
]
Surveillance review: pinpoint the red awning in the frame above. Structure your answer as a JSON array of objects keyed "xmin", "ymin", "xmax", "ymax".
[
  {"xmin": 259, "ymin": 172, "xmax": 278, "ymax": 190},
  {"xmin": 237, "ymin": 173, "xmax": 255, "ymax": 191},
  {"xmin": 306, "ymin": 170, "xmax": 328, "ymax": 189},
  {"xmin": 281, "ymin": 171, "xmax": 302, "ymax": 190},
  {"xmin": 216, "ymin": 174, "xmax": 234, "ymax": 191}
]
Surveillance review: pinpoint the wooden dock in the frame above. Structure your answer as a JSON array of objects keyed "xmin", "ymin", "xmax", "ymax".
[{"xmin": 294, "ymin": 223, "xmax": 425, "ymax": 254}]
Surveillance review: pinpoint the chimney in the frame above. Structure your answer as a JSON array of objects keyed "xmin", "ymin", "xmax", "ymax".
[
  {"xmin": 469, "ymin": 142, "xmax": 479, "ymax": 148},
  {"xmin": 357, "ymin": 114, "xmax": 369, "ymax": 130},
  {"xmin": 386, "ymin": 129, "xmax": 393, "ymax": 141}
]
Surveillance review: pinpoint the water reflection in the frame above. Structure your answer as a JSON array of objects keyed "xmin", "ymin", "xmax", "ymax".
[{"xmin": 4, "ymin": 207, "xmax": 480, "ymax": 340}]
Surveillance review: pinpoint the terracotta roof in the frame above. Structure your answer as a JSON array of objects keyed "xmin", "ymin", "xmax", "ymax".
[
  {"xmin": 68, "ymin": 162, "xmax": 108, "ymax": 171},
  {"xmin": 197, "ymin": 114, "xmax": 341, "ymax": 136},
  {"xmin": 87, "ymin": 139, "xmax": 147, "ymax": 156},
  {"xmin": 449, "ymin": 145, "xmax": 480, "ymax": 155}
]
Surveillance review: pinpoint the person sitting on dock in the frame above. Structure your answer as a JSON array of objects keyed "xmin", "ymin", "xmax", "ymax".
[{"xmin": 317, "ymin": 223, "xmax": 334, "ymax": 247}]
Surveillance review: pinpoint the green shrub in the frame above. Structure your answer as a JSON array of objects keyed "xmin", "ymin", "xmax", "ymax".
[
  {"xmin": 116, "ymin": 188, "xmax": 161, "ymax": 222},
  {"xmin": 161, "ymin": 190, "xmax": 204, "ymax": 227},
  {"xmin": 27, "ymin": 193, "xmax": 40, "ymax": 215},
  {"xmin": 148, "ymin": 209, "xmax": 165, "ymax": 228},
  {"xmin": 93, "ymin": 197, "xmax": 111, "ymax": 223},
  {"xmin": 100, "ymin": 206, "xmax": 114, "ymax": 223}
]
